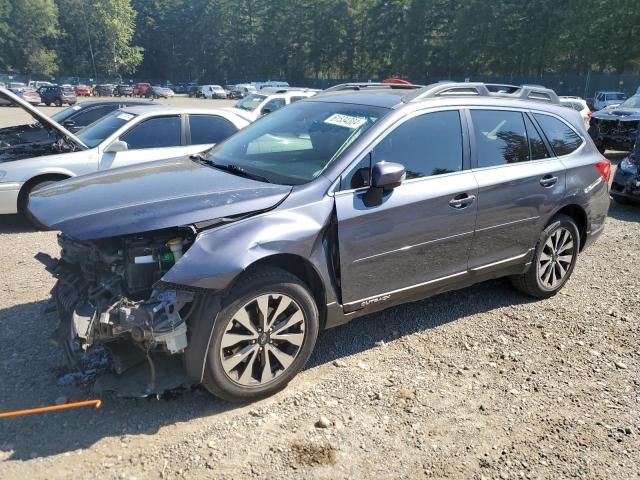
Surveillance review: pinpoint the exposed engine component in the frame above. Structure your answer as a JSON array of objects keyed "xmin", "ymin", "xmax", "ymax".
[{"xmin": 42, "ymin": 228, "xmax": 196, "ymax": 360}]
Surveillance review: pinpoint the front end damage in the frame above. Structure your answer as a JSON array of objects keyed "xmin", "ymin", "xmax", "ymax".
[
  {"xmin": 589, "ymin": 116, "xmax": 640, "ymax": 152},
  {"xmin": 39, "ymin": 228, "xmax": 201, "ymax": 396}
]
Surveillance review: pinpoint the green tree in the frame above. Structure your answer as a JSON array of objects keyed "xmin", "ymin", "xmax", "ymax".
[
  {"xmin": 57, "ymin": 0, "xmax": 142, "ymax": 78},
  {"xmin": 5, "ymin": 0, "xmax": 58, "ymax": 76}
]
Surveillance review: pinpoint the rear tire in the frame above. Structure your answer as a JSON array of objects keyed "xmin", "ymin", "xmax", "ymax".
[
  {"xmin": 54, "ymin": 98, "xmax": 62, "ymax": 107},
  {"xmin": 19, "ymin": 179, "xmax": 60, "ymax": 230},
  {"xmin": 511, "ymin": 214, "xmax": 580, "ymax": 298},
  {"xmin": 202, "ymin": 267, "xmax": 319, "ymax": 402}
]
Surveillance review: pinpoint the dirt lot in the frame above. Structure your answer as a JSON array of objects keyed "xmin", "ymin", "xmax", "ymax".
[{"xmin": 0, "ymin": 98, "xmax": 638, "ymax": 479}]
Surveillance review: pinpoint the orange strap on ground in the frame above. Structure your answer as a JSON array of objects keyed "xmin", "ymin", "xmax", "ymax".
[{"xmin": 0, "ymin": 399, "xmax": 102, "ymax": 418}]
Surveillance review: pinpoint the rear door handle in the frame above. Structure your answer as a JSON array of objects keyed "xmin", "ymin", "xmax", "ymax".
[
  {"xmin": 449, "ymin": 193, "xmax": 476, "ymax": 209},
  {"xmin": 540, "ymin": 175, "xmax": 558, "ymax": 188}
]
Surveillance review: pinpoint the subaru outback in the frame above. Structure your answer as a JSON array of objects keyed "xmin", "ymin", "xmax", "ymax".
[{"xmin": 31, "ymin": 83, "xmax": 611, "ymax": 402}]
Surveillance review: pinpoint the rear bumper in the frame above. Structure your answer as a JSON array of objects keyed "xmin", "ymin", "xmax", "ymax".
[{"xmin": 0, "ymin": 182, "xmax": 22, "ymax": 214}]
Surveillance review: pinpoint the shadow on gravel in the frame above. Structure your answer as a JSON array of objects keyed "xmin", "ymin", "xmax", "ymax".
[
  {"xmin": 0, "ymin": 279, "xmax": 535, "ymax": 460},
  {"xmin": 0, "ymin": 300, "xmax": 242, "ymax": 461},
  {"xmin": 608, "ymin": 199, "xmax": 640, "ymax": 223},
  {"xmin": 309, "ymin": 277, "xmax": 536, "ymax": 370},
  {"xmin": 0, "ymin": 214, "xmax": 35, "ymax": 234}
]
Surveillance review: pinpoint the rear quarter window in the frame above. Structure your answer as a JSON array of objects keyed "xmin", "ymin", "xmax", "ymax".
[{"xmin": 533, "ymin": 114, "xmax": 583, "ymax": 156}]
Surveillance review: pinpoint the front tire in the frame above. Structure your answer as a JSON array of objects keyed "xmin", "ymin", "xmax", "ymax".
[
  {"xmin": 19, "ymin": 179, "xmax": 60, "ymax": 230},
  {"xmin": 202, "ymin": 268, "xmax": 319, "ymax": 402},
  {"xmin": 511, "ymin": 214, "xmax": 580, "ymax": 298}
]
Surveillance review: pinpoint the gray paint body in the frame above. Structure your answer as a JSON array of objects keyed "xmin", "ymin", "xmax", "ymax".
[{"xmin": 33, "ymin": 91, "xmax": 610, "ymax": 336}]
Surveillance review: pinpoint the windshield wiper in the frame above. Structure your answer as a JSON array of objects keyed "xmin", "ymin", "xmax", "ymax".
[{"xmin": 190, "ymin": 154, "xmax": 271, "ymax": 183}]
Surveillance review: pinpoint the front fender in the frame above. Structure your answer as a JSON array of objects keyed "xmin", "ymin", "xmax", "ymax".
[
  {"xmin": 168, "ymin": 196, "xmax": 337, "ymax": 383},
  {"xmin": 162, "ymin": 196, "xmax": 336, "ymax": 295}
]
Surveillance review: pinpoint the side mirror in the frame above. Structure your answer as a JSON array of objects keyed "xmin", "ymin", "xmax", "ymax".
[
  {"xmin": 363, "ymin": 161, "xmax": 405, "ymax": 207},
  {"xmin": 371, "ymin": 161, "xmax": 406, "ymax": 191},
  {"xmin": 62, "ymin": 120, "xmax": 75, "ymax": 128},
  {"xmin": 104, "ymin": 140, "xmax": 129, "ymax": 153}
]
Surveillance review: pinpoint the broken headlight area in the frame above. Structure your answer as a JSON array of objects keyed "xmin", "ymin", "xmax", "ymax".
[{"xmin": 38, "ymin": 228, "xmax": 198, "ymax": 395}]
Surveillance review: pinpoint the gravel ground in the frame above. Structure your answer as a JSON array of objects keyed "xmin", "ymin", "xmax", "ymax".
[{"xmin": 0, "ymin": 100, "xmax": 639, "ymax": 479}]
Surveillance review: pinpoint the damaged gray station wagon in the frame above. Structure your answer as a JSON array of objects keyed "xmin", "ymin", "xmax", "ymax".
[{"xmin": 31, "ymin": 83, "xmax": 611, "ymax": 401}]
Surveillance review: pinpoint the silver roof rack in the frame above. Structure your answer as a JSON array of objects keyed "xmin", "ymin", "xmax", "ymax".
[
  {"xmin": 324, "ymin": 82, "xmax": 423, "ymax": 92},
  {"xmin": 403, "ymin": 82, "xmax": 560, "ymax": 104}
]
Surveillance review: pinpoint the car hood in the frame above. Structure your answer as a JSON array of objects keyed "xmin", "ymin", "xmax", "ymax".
[
  {"xmin": 0, "ymin": 87, "xmax": 87, "ymax": 150},
  {"xmin": 593, "ymin": 107, "xmax": 640, "ymax": 121},
  {"xmin": 28, "ymin": 156, "xmax": 292, "ymax": 240}
]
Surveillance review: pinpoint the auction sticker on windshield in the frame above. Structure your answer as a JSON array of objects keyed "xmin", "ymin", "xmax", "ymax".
[
  {"xmin": 117, "ymin": 113, "xmax": 134, "ymax": 121},
  {"xmin": 324, "ymin": 113, "xmax": 367, "ymax": 129}
]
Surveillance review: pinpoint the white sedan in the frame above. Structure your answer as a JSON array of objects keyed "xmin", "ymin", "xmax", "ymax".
[{"xmin": 0, "ymin": 88, "xmax": 250, "ymax": 227}]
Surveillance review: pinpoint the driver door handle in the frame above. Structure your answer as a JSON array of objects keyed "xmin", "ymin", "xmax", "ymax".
[
  {"xmin": 540, "ymin": 175, "xmax": 558, "ymax": 188},
  {"xmin": 449, "ymin": 193, "xmax": 476, "ymax": 209}
]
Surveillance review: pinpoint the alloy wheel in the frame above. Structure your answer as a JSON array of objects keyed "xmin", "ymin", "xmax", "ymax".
[
  {"xmin": 537, "ymin": 227, "xmax": 575, "ymax": 289},
  {"xmin": 219, "ymin": 293, "xmax": 306, "ymax": 387}
]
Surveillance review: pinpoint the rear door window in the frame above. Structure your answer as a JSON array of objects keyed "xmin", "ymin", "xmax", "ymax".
[
  {"xmin": 188, "ymin": 115, "xmax": 238, "ymax": 145},
  {"xmin": 120, "ymin": 116, "xmax": 182, "ymax": 149},
  {"xmin": 524, "ymin": 115, "xmax": 550, "ymax": 160},
  {"xmin": 533, "ymin": 114, "xmax": 583, "ymax": 156},
  {"xmin": 470, "ymin": 110, "xmax": 529, "ymax": 167}
]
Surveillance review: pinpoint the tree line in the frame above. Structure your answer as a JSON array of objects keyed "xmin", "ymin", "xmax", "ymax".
[{"xmin": 1, "ymin": 0, "xmax": 639, "ymax": 83}]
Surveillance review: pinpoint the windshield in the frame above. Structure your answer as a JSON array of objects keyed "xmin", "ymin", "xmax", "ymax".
[
  {"xmin": 236, "ymin": 94, "xmax": 267, "ymax": 111},
  {"xmin": 204, "ymin": 101, "xmax": 387, "ymax": 185},
  {"xmin": 619, "ymin": 96, "xmax": 640, "ymax": 109},
  {"xmin": 77, "ymin": 110, "xmax": 137, "ymax": 148}
]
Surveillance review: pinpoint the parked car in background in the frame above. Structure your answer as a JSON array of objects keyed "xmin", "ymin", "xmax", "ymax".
[
  {"xmin": 593, "ymin": 91, "xmax": 626, "ymax": 110},
  {"xmin": 133, "ymin": 82, "xmax": 151, "ymax": 97},
  {"xmin": 74, "ymin": 85, "xmax": 91, "ymax": 97},
  {"xmin": 146, "ymin": 85, "xmax": 172, "ymax": 99},
  {"xmin": 37, "ymin": 85, "xmax": 77, "ymax": 106},
  {"xmin": 30, "ymin": 82, "xmax": 610, "ymax": 402},
  {"xmin": 28, "ymin": 81, "xmax": 54, "ymax": 90},
  {"xmin": 197, "ymin": 85, "xmax": 227, "ymax": 99},
  {"xmin": 187, "ymin": 85, "xmax": 201, "ymax": 97},
  {"xmin": 10, "ymin": 87, "xmax": 41, "ymax": 106},
  {"xmin": 224, "ymin": 85, "xmax": 235, "ymax": 98},
  {"xmin": 114, "ymin": 84, "xmax": 134, "ymax": 97},
  {"xmin": 0, "ymin": 90, "xmax": 250, "ymax": 228},
  {"xmin": 559, "ymin": 96, "xmax": 591, "ymax": 129},
  {"xmin": 49, "ymin": 99, "xmax": 159, "ymax": 133},
  {"xmin": 230, "ymin": 88, "xmax": 318, "ymax": 121},
  {"xmin": 588, "ymin": 94, "xmax": 640, "ymax": 153},
  {"xmin": 95, "ymin": 84, "xmax": 115, "ymax": 96},
  {"xmin": 255, "ymin": 80, "xmax": 290, "ymax": 90},
  {"xmin": 8, "ymin": 82, "xmax": 26, "ymax": 89},
  {"xmin": 231, "ymin": 83, "xmax": 257, "ymax": 99}
]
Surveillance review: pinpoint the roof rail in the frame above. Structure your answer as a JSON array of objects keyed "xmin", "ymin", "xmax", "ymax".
[
  {"xmin": 324, "ymin": 82, "xmax": 422, "ymax": 92},
  {"xmin": 403, "ymin": 82, "xmax": 560, "ymax": 104}
]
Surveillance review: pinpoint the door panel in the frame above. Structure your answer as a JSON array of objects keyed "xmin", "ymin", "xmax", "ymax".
[
  {"xmin": 336, "ymin": 172, "xmax": 478, "ymax": 305},
  {"xmin": 467, "ymin": 108, "xmax": 566, "ymax": 269},
  {"xmin": 469, "ymin": 160, "xmax": 566, "ymax": 268},
  {"xmin": 100, "ymin": 146, "xmax": 189, "ymax": 170}
]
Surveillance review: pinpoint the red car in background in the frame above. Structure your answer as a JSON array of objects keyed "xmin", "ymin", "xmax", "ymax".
[
  {"xmin": 74, "ymin": 85, "xmax": 91, "ymax": 96},
  {"xmin": 132, "ymin": 82, "xmax": 150, "ymax": 97}
]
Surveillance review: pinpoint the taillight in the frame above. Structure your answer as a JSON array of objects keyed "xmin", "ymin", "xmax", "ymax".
[
  {"xmin": 587, "ymin": 111, "xmax": 592, "ymax": 117},
  {"xmin": 595, "ymin": 158, "xmax": 611, "ymax": 183}
]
